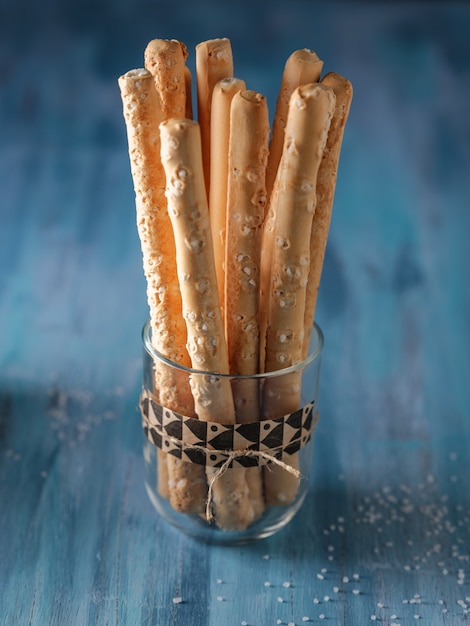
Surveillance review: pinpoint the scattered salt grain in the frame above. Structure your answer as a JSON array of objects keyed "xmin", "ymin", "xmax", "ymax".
[
  {"xmin": 277, "ymin": 597, "xmax": 284, "ymax": 603},
  {"xmin": 217, "ymin": 596, "xmax": 224, "ymax": 602},
  {"xmin": 217, "ymin": 578, "xmax": 223, "ymax": 584},
  {"xmin": 343, "ymin": 576, "xmax": 349, "ymax": 583},
  {"xmin": 283, "ymin": 581, "xmax": 292, "ymax": 588},
  {"xmin": 319, "ymin": 614, "xmax": 325, "ymax": 620},
  {"xmin": 172, "ymin": 597, "xmax": 183, "ymax": 604},
  {"xmin": 323, "ymin": 596, "xmax": 330, "ymax": 602},
  {"xmin": 302, "ymin": 618, "xmax": 310, "ymax": 622},
  {"xmin": 317, "ymin": 574, "xmax": 324, "ymax": 580},
  {"xmin": 370, "ymin": 615, "xmax": 377, "ymax": 621},
  {"xmin": 352, "ymin": 589, "xmax": 360, "ymax": 595},
  {"xmin": 264, "ymin": 581, "xmax": 271, "ymax": 587},
  {"xmin": 333, "ymin": 587, "xmax": 339, "ymax": 593},
  {"xmin": 313, "ymin": 598, "xmax": 319, "ymax": 604}
]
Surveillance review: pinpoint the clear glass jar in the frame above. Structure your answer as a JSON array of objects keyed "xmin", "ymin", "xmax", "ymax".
[{"xmin": 141, "ymin": 319, "xmax": 323, "ymax": 545}]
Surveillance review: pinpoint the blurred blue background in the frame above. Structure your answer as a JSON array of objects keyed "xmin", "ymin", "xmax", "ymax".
[{"xmin": 1, "ymin": 2, "xmax": 470, "ymax": 625}]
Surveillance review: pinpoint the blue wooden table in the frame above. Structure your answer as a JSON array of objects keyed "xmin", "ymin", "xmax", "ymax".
[{"xmin": 1, "ymin": 2, "xmax": 470, "ymax": 624}]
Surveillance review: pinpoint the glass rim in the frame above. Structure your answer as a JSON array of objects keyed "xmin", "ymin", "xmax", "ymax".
[{"xmin": 142, "ymin": 318, "xmax": 323, "ymax": 380}]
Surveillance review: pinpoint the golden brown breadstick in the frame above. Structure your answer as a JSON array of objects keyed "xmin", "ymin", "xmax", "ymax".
[
  {"xmin": 144, "ymin": 39, "xmax": 188, "ymax": 119},
  {"xmin": 265, "ymin": 49, "xmax": 323, "ymax": 204},
  {"xmin": 118, "ymin": 69, "xmax": 207, "ymax": 514},
  {"xmin": 196, "ymin": 38, "xmax": 234, "ymax": 195},
  {"xmin": 262, "ymin": 83, "xmax": 336, "ymax": 506},
  {"xmin": 209, "ymin": 77, "xmax": 246, "ymax": 322},
  {"xmin": 302, "ymin": 72, "xmax": 353, "ymax": 356},
  {"xmin": 160, "ymin": 118, "xmax": 256, "ymax": 531},
  {"xmin": 225, "ymin": 89, "xmax": 270, "ymax": 520}
]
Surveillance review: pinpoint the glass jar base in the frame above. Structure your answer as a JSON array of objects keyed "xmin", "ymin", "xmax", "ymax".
[{"xmin": 145, "ymin": 478, "xmax": 307, "ymax": 545}]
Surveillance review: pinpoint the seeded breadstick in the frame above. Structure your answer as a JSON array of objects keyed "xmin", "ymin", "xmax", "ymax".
[
  {"xmin": 259, "ymin": 50, "xmax": 324, "ymax": 368},
  {"xmin": 262, "ymin": 83, "xmax": 336, "ymax": 506},
  {"xmin": 209, "ymin": 77, "xmax": 246, "ymax": 322},
  {"xmin": 144, "ymin": 39, "xmax": 188, "ymax": 119},
  {"xmin": 264, "ymin": 49, "xmax": 323, "ymax": 204},
  {"xmin": 303, "ymin": 73, "xmax": 353, "ymax": 357},
  {"xmin": 196, "ymin": 38, "xmax": 234, "ymax": 195},
  {"xmin": 226, "ymin": 90, "xmax": 269, "ymax": 382},
  {"xmin": 118, "ymin": 69, "xmax": 207, "ymax": 514},
  {"xmin": 225, "ymin": 90, "xmax": 270, "ymax": 520},
  {"xmin": 160, "ymin": 118, "xmax": 256, "ymax": 531}
]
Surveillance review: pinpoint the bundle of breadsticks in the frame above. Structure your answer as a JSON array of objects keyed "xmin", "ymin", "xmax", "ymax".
[{"xmin": 119, "ymin": 38, "xmax": 352, "ymax": 532}]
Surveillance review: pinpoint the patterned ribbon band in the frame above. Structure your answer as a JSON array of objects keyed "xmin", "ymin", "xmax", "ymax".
[{"xmin": 140, "ymin": 390, "xmax": 318, "ymax": 469}]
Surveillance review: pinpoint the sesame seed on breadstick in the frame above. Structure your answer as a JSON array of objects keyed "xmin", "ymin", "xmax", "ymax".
[
  {"xmin": 302, "ymin": 72, "xmax": 353, "ymax": 357},
  {"xmin": 262, "ymin": 83, "xmax": 336, "ymax": 506},
  {"xmin": 118, "ymin": 69, "xmax": 207, "ymax": 514},
  {"xmin": 196, "ymin": 38, "xmax": 234, "ymax": 196},
  {"xmin": 160, "ymin": 118, "xmax": 256, "ymax": 531},
  {"xmin": 265, "ymin": 49, "xmax": 323, "ymax": 205},
  {"xmin": 209, "ymin": 77, "xmax": 246, "ymax": 323},
  {"xmin": 144, "ymin": 39, "xmax": 188, "ymax": 119}
]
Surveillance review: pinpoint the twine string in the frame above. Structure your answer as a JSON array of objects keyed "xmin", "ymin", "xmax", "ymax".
[{"xmin": 204, "ymin": 447, "xmax": 305, "ymax": 523}]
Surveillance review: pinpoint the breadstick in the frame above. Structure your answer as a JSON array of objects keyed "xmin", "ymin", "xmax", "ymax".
[
  {"xmin": 209, "ymin": 77, "xmax": 246, "ymax": 322},
  {"xmin": 265, "ymin": 49, "xmax": 323, "ymax": 204},
  {"xmin": 225, "ymin": 89, "xmax": 270, "ymax": 520},
  {"xmin": 259, "ymin": 50, "xmax": 323, "ymax": 369},
  {"xmin": 160, "ymin": 118, "xmax": 256, "ymax": 531},
  {"xmin": 226, "ymin": 90, "xmax": 268, "ymax": 380},
  {"xmin": 262, "ymin": 83, "xmax": 336, "ymax": 506},
  {"xmin": 144, "ymin": 39, "xmax": 188, "ymax": 119},
  {"xmin": 196, "ymin": 38, "xmax": 234, "ymax": 195},
  {"xmin": 118, "ymin": 69, "xmax": 207, "ymax": 514},
  {"xmin": 302, "ymin": 72, "xmax": 353, "ymax": 356}
]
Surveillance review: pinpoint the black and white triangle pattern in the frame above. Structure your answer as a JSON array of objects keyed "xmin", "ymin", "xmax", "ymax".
[{"xmin": 141, "ymin": 392, "xmax": 317, "ymax": 468}]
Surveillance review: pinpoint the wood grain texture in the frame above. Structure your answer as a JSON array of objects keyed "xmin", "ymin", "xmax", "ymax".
[{"xmin": 1, "ymin": 2, "xmax": 470, "ymax": 625}]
